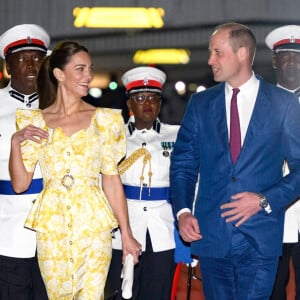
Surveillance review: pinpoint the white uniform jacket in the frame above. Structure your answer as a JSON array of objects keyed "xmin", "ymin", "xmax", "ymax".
[
  {"xmin": 0, "ymin": 82, "xmax": 42, "ymax": 258},
  {"xmin": 277, "ymin": 85, "xmax": 300, "ymax": 243},
  {"xmin": 283, "ymin": 149, "xmax": 300, "ymax": 243},
  {"xmin": 112, "ymin": 119, "xmax": 179, "ymax": 252}
]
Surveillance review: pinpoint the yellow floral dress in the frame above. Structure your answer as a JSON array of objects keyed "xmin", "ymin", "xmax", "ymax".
[{"xmin": 16, "ymin": 108, "xmax": 125, "ymax": 300}]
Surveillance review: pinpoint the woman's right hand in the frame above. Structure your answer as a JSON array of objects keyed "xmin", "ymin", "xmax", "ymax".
[{"xmin": 12, "ymin": 124, "xmax": 49, "ymax": 145}]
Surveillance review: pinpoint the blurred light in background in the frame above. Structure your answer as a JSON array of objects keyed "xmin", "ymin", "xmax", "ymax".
[
  {"xmin": 90, "ymin": 73, "xmax": 111, "ymax": 88},
  {"xmin": 175, "ymin": 81, "xmax": 186, "ymax": 95},
  {"xmin": 188, "ymin": 83, "xmax": 198, "ymax": 93},
  {"xmin": 133, "ymin": 49, "xmax": 190, "ymax": 64},
  {"xmin": 89, "ymin": 87, "xmax": 102, "ymax": 98},
  {"xmin": 109, "ymin": 81, "xmax": 118, "ymax": 90},
  {"xmin": 73, "ymin": 7, "xmax": 164, "ymax": 28}
]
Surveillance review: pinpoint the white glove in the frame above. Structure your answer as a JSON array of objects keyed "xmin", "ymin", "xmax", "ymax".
[
  {"xmin": 121, "ymin": 254, "xmax": 134, "ymax": 299},
  {"xmin": 188, "ymin": 258, "xmax": 199, "ymax": 268}
]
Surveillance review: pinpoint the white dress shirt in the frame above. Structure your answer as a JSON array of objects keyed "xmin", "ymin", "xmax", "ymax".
[{"xmin": 225, "ymin": 72, "xmax": 259, "ymax": 145}]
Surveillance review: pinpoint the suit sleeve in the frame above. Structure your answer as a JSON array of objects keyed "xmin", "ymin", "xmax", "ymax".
[{"xmin": 170, "ymin": 95, "xmax": 200, "ymax": 215}]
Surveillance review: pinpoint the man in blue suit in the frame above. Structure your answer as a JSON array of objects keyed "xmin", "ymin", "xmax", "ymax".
[{"xmin": 170, "ymin": 22, "xmax": 300, "ymax": 300}]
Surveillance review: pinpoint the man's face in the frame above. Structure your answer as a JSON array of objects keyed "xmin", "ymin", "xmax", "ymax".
[
  {"xmin": 208, "ymin": 30, "xmax": 243, "ymax": 87},
  {"xmin": 273, "ymin": 51, "xmax": 300, "ymax": 90},
  {"xmin": 6, "ymin": 50, "xmax": 45, "ymax": 95}
]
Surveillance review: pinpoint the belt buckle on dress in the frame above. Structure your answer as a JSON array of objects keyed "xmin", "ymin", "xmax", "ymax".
[{"xmin": 61, "ymin": 174, "xmax": 75, "ymax": 189}]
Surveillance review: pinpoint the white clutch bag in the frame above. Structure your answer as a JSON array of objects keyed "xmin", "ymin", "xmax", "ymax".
[{"xmin": 121, "ymin": 254, "xmax": 134, "ymax": 299}]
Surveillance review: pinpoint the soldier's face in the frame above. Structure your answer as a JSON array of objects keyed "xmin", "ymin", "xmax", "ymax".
[
  {"xmin": 127, "ymin": 92, "xmax": 162, "ymax": 130},
  {"xmin": 273, "ymin": 51, "xmax": 300, "ymax": 90},
  {"xmin": 6, "ymin": 50, "xmax": 45, "ymax": 94}
]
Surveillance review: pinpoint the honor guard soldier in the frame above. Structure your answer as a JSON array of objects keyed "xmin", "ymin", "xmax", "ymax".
[
  {"xmin": 107, "ymin": 66, "xmax": 179, "ymax": 300},
  {"xmin": 0, "ymin": 24, "xmax": 50, "ymax": 300},
  {"xmin": 266, "ymin": 24, "xmax": 300, "ymax": 300}
]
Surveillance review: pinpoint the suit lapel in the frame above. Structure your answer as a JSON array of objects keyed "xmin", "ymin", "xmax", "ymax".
[
  {"xmin": 239, "ymin": 80, "xmax": 271, "ymax": 162},
  {"xmin": 211, "ymin": 83, "xmax": 231, "ymax": 158},
  {"xmin": 208, "ymin": 79, "xmax": 271, "ymax": 166}
]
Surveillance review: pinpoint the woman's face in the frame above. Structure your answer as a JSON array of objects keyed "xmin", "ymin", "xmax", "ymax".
[
  {"xmin": 127, "ymin": 91, "xmax": 162, "ymax": 130},
  {"xmin": 58, "ymin": 51, "xmax": 94, "ymax": 97}
]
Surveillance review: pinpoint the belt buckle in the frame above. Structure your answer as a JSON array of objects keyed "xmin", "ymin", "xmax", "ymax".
[{"xmin": 61, "ymin": 174, "xmax": 75, "ymax": 190}]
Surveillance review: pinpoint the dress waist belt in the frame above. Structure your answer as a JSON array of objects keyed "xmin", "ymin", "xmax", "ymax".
[
  {"xmin": 45, "ymin": 176, "xmax": 98, "ymax": 189},
  {"xmin": 123, "ymin": 184, "xmax": 170, "ymax": 202},
  {"xmin": 0, "ymin": 178, "xmax": 43, "ymax": 195}
]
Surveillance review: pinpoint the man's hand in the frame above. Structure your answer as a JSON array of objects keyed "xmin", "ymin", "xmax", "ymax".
[
  {"xmin": 178, "ymin": 212, "xmax": 202, "ymax": 242},
  {"xmin": 220, "ymin": 192, "xmax": 262, "ymax": 227}
]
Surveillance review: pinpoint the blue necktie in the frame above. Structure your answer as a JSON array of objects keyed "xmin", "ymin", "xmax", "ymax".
[{"xmin": 230, "ymin": 88, "xmax": 241, "ymax": 164}]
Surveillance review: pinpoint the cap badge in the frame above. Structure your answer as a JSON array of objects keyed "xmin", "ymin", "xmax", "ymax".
[
  {"xmin": 143, "ymin": 77, "xmax": 149, "ymax": 86},
  {"xmin": 26, "ymin": 36, "xmax": 32, "ymax": 44},
  {"xmin": 290, "ymin": 35, "xmax": 295, "ymax": 43}
]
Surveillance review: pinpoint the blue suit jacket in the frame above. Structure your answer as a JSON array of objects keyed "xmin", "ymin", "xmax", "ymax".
[{"xmin": 170, "ymin": 77, "xmax": 300, "ymax": 258}]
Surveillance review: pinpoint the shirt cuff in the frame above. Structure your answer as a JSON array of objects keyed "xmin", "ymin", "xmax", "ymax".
[{"xmin": 176, "ymin": 208, "xmax": 192, "ymax": 220}]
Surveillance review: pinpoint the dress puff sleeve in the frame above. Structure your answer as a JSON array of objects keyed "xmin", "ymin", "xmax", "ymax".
[
  {"xmin": 16, "ymin": 109, "xmax": 44, "ymax": 173},
  {"xmin": 95, "ymin": 108, "xmax": 126, "ymax": 175}
]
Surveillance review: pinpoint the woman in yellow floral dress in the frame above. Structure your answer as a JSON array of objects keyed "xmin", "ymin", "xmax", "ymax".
[{"xmin": 9, "ymin": 41, "xmax": 141, "ymax": 300}]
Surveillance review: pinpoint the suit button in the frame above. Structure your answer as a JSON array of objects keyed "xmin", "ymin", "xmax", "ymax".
[
  {"xmin": 143, "ymin": 207, "xmax": 147, "ymax": 211},
  {"xmin": 231, "ymin": 177, "xmax": 236, "ymax": 182}
]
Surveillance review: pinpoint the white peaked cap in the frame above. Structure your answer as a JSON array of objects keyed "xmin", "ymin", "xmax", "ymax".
[
  {"xmin": 265, "ymin": 25, "xmax": 300, "ymax": 53},
  {"xmin": 0, "ymin": 24, "xmax": 50, "ymax": 59},
  {"xmin": 122, "ymin": 66, "xmax": 166, "ymax": 94}
]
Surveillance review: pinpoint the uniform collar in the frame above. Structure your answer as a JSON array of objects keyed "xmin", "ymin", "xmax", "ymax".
[
  {"xmin": 293, "ymin": 87, "xmax": 300, "ymax": 97},
  {"xmin": 128, "ymin": 119, "xmax": 161, "ymax": 135},
  {"xmin": 277, "ymin": 83, "xmax": 300, "ymax": 97},
  {"xmin": 8, "ymin": 83, "xmax": 38, "ymax": 108}
]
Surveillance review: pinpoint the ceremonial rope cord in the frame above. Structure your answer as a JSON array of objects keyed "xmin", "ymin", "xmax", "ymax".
[{"xmin": 118, "ymin": 147, "xmax": 152, "ymax": 197}]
